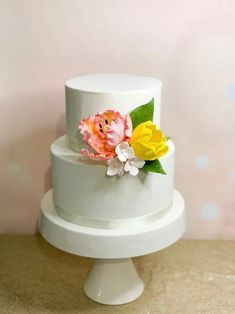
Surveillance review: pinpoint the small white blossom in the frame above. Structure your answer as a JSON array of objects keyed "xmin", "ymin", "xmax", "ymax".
[
  {"xmin": 115, "ymin": 142, "xmax": 134, "ymax": 162},
  {"xmin": 107, "ymin": 142, "xmax": 145, "ymax": 177},
  {"xmin": 107, "ymin": 157, "xmax": 124, "ymax": 176},
  {"xmin": 124, "ymin": 157, "xmax": 145, "ymax": 176}
]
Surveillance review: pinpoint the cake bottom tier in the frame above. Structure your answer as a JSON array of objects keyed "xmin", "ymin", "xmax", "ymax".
[
  {"xmin": 51, "ymin": 136, "xmax": 175, "ymax": 229},
  {"xmin": 56, "ymin": 198, "xmax": 173, "ymax": 229},
  {"xmin": 40, "ymin": 189, "xmax": 186, "ymax": 258}
]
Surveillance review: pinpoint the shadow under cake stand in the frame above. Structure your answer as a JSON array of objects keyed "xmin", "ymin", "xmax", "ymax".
[{"xmin": 39, "ymin": 189, "xmax": 186, "ymax": 305}]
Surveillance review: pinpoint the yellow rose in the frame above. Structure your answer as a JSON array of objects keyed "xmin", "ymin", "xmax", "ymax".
[{"xmin": 130, "ymin": 121, "xmax": 168, "ymax": 160}]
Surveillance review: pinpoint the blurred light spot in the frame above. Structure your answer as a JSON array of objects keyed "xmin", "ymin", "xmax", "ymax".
[
  {"xmin": 225, "ymin": 82, "xmax": 235, "ymax": 102},
  {"xmin": 196, "ymin": 155, "xmax": 209, "ymax": 169},
  {"xmin": 201, "ymin": 203, "xmax": 220, "ymax": 221},
  {"xmin": 7, "ymin": 162, "xmax": 21, "ymax": 174},
  {"xmin": 230, "ymin": 170, "xmax": 235, "ymax": 183}
]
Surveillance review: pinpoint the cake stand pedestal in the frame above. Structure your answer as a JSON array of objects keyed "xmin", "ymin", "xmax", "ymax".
[{"xmin": 39, "ymin": 189, "xmax": 186, "ymax": 305}]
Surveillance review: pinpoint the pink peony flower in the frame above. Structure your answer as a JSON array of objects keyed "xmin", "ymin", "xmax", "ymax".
[{"xmin": 79, "ymin": 110, "xmax": 132, "ymax": 160}]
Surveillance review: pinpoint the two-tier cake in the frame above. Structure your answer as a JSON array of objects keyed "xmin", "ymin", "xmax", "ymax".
[{"xmin": 50, "ymin": 74, "xmax": 175, "ymax": 229}]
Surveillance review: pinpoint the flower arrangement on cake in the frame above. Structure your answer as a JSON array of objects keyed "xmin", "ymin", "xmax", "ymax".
[{"xmin": 79, "ymin": 99, "xmax": 169, "ymax": 176}]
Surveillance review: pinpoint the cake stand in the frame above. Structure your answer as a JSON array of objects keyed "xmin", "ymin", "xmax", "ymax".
[{"xmin": 39, "ymin": 189, "xmax": 186, "ymax": 305}]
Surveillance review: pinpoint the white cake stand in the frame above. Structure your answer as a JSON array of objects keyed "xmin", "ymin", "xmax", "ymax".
[{"xmin": 39, "ymin": 189, "xmax": 186, "ymax": 305}]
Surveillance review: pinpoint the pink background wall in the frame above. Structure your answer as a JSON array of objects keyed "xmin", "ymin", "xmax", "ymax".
[{"xmin": 1, "ymin": 0, "xmax": 234, "ymax": 238}]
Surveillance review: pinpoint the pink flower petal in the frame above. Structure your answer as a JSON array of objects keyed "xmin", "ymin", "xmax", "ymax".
[
  {"xmin": 124, "ymin": 114, "xmax": 132, "ymax": 138},
  {"xmin": 79, "ymin": 110, "xmax": 133, "ymax": 159},
  {"xmin": 107, "ymin": 119, "xmax": 125, "ymax": 146},
  {"xmin": 81, "ymin": 148, "xmax": 111, "ymax": 161}
]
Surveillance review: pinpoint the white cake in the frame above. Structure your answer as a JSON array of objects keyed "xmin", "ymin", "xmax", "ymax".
[
  {"xmin": 65, "ymin": 74, "xmax": 162, "ymax": 151},
  {"xmin": 51, "ymin": 74, "xmax": 175, "ymax": 229}
]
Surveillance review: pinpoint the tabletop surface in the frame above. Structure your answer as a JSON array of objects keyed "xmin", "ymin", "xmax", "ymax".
[{"xmin": 0, "ymin": 236, "xmax": 235, "ymax": 314}]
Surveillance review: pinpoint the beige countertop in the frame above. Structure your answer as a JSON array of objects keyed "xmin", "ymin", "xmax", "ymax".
[{"xmin": 0, "ymin": 236, "xmax": 235, "ymax": 313}]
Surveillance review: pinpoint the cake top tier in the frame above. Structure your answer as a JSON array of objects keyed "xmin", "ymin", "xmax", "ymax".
[
  {"xmin": 65, "ymin": 74, "xmax": 161, "ymax": 94},
  {"xmin": 65, "ymin": 73, "xmax": 162, "ymax": 152}
]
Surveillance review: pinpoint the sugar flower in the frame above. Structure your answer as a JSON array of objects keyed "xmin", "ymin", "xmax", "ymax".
[
  {"xmin": 115, "ymin": 141, "xmax": 134, "ymax": 162},
  {"xmin": 79, "ymin": 110, "xmax": 132, "ymax": 160},
  {"xmin": 79, "ymin": 99, "xmax": 168, "ymax": 176},
  {"xmin": 107, "ymin": 141, "xmax": 145, "ymax": 176},
  {"xmin": 124, "ymin": 157, "xmax": 145, "ymax": 176},
  {"xmin": 107, "ymin": 157, "xmax": 124, "ymax": 176},
  {"xmin": 130, "ymin": 121, "xmax": 168, "ymax": 161}
]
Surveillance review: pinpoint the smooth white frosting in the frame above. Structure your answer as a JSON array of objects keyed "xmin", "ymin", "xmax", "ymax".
[
  {"xmin": 51, "ymin": 136, "xmax": 175, "ymax": 228},
  {"xmin": 66, "ymin": 73, "xmax": 161, "ymax": 93},
  {"xmin": 65, "ymin": 74, "xmax": 162, "ymax": 152}
]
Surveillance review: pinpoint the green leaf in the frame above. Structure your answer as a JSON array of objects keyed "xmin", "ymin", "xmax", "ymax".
[
  {"xmin": 143, "ymin": 159, "xmax": 166, "ymax": 175},
  {"xmin": 130, "ymin": 98, "xmax": 154, "ymax": 130},
  {"xmin": 166, "ymin": 136, "xmax": 171, "ymax": 141}
]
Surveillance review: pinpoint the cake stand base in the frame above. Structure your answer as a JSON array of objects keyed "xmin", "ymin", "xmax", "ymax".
[
  {"xmin": 39, "ymin": 189, "xmax": 186, "ymax": 305},
  {"xmin": 84, "ymin": 258, "xmax": 144, "ymax": 305}
]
